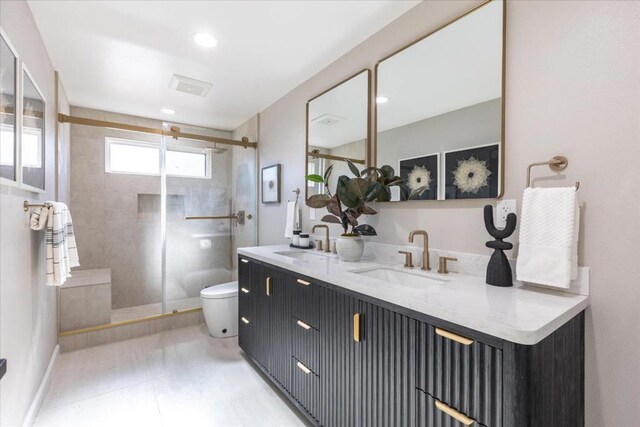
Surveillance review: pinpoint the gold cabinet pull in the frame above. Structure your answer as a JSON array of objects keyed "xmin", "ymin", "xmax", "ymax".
[
  {"xmin": 266, "ymin": 277, "xmax": 272, "ymax": 296},
  {"xmin": 296, "ymin": 361, "xmax": 311, "ymax": 374},
  {"xmin": 296, "ymin": 279, "xmax": 310, "ymax": 286},
  {"xmin": 435, "ymin": 327, "xmax": 473, "ymax": 346},
  {"xmin": 296, "ymin": 320, "xmax": 311, "ymax": 330},
  {"xmin": 240, "ymin": 259, "xmax": 249, "ymax": 263},
  {"xmin": 240, "ymin": 287, "xmax": 250, "ymax": 293},
  {"xmin": 241, "ymin": 317, "xmax": 249, "ymax": 324},
  {"xmin": 353, "ymin": 313, "xmax": 361, "ymax": 342},
  {"xmin": 434, "ymin": 400, "xmax": 475, "ymax": 426}
]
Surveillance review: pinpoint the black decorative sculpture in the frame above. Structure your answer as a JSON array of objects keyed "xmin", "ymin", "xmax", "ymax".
[{"xmin": 484, "ymin": 204, "xmax": 517, "ymax": 287}]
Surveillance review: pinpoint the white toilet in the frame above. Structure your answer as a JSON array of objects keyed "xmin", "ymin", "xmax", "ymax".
[{"xmin": 200, "ymin": 281, "xmax": 238, "ymax": 338}]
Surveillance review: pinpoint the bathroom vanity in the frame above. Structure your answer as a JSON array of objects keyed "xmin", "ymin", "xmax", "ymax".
[{"xmin": 237, "ymin": 246, "xmax": 589, "ymax": 427}]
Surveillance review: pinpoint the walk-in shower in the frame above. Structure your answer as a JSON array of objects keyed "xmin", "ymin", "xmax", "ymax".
[{"xmin": 64, "ymin": 109, "xmax": 257, "ymax": 330}]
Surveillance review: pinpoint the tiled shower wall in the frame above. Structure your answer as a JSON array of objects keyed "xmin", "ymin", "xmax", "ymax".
[{"xmin": 70, "ymin": 107, "xmax": 233, "ymax": 309}]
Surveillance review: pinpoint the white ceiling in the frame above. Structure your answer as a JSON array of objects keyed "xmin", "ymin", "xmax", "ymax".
[
  {"xmin": 377, "ymin": 0, "xmax": 503, "ymax": 132},
  {"xmin": 27, "ymin": 0, "xmax": 419, "ymax": 131}
]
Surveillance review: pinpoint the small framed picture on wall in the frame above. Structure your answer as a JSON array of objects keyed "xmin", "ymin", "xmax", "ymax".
[
  {"xmin": 444, "ymin": 143, "xmax": 500, "ymax": 199},
  {"xmin": 398, "ymin": 153, "xmax": 440, "ymax": 201},
  {"xmin": 261, "ymin": 164, "xmax": 281, "ymax": 203}
]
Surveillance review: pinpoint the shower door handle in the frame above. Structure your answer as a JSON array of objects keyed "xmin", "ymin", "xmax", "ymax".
[{"xmin": 184, "ymin": 211, "xmax": 247, "ymax": 225}]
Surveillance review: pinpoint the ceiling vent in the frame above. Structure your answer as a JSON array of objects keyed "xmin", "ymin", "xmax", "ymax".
[
  {"xmin": 312, "ymin": 114, "xmax": 345, "ymax": 126},
  {"xmin": 169, "ymin": 74, "xmax": 213, "ymax": 97}
]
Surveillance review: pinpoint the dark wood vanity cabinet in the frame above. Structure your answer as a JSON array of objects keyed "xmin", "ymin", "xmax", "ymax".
[{"xmin": 238, "ymin": 256, "xmax": 584, "ymax": 427}]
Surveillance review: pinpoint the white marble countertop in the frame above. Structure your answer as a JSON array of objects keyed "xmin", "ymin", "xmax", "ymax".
[{"xmin": 238, "ymin": 245, "xmax": 590, "ymax": 345}]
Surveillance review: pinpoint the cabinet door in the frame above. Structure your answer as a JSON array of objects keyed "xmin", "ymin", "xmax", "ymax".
[
  {"xmin": 360, "ymin": 301, "xmax": 417, "ymax": 427},
  {"xmin": 417, "ymin": 323, "xmax": 502, "ymax": 427},
  {"xmin": 238, "ymin": 257, "xmax": 254, "ymax": 357},
  {"xmin": 319, "ymin": 289, "xmax": 362, "ymax": 427},
  {"xmin": 267, "ymin": 268, "xmax": 293, "ymax": 391},
  {"xmin": 250, "ymin": 263, "xmax": 271, "ymax": 369}
]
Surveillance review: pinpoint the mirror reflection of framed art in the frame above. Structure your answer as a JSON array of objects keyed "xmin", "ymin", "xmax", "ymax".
[{"xmin": 261, "ymin": 164, "xmax": 281, "ymax": 204}]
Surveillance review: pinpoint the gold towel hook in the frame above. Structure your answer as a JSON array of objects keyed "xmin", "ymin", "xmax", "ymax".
[{"xmin": 526, "ymin": 156, "xmax": 579, "ymax": 191}]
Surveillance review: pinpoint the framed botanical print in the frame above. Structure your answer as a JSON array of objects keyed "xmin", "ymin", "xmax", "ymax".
[
  {"xmin": 261, "ymin": 164, "xmax": 281, "ymax": 203},
  {"xmin": 398, "ymin": 153, "xmax": 440, "ymax": 201},
  {"xmin": 444, "ymin": 143, "xmax": 500, "ymax": 199}
]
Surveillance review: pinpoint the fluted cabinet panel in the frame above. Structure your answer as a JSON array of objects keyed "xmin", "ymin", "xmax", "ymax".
[
  {"xmin": 360, "ymin": 302, "xmax": 417, "ymax": 427},
  {"xmin": 268, "ymin": 269, "xmax": 293, "ymax": 392},
  {"xmin": 319, "ymin": 289, "xmax": 361, "ymax": 427},
  {"xmin": 418, "ymin": 323, "xmax": 502, "ymax": 427}
]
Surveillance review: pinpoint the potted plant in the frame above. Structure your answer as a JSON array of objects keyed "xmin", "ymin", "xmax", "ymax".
[{"xmin": 305, "ymin": 160, "xmax": 427, "ymax": 261}]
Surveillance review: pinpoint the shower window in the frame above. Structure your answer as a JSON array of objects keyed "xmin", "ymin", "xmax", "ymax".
[{"xmin": 105, "ymin": 137, "xmax": 211, "ymax": 179}]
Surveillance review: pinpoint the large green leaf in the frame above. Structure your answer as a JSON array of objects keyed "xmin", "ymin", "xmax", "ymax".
[
  {"xmin": 353, "ymin": 224, "xmax": 377, "ymax": 236},
  {"xmin": 380, "ymin": 165, "xmax": 395, "ymax": 180},
  {"xmin": 358, "ymin": 205, "xmax": 377, "ymax": 215},
  {"xmin": 336, "ymin": 176, "xmax": 358, "ymax": 208},
  {"xmin": 306, "ymin": 194, "xmax": 331, "ymax": 208},
  {"xmin": 305, "ymin": 174, "xmax": 324, "ymax": 183},
  {"xmin": 345, "ymin": 208, "xmax": 359, "ymax": 226},
  {"xmin": 408, "ymin": 185, "xmax": 429, "ymax": 200},
  {"xmin": 363, "ymin": 182, "xmax": 383, "ymax": 202},
  {"xmin": 321, "ymin": 214, "xmax": 342, "ymax": 224},
  {"xmin": 323, "ymin": 164, "xmax": 334, "ymax": 182},
  {"xmin": 327, "ymin": 195, "xmax": 341, "ymax": 216},
  {"xmin": 345, "ymin": 159, "xmax": 361, "ymax": 177}
]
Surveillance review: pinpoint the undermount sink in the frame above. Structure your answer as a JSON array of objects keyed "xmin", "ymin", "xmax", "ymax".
[
  {"xmin": 352, "ymin": 267, "xmax": 448, "ymax": 288},
  {"xmin": 274, "ymin": 250, "xmax": 329, "ymax": 260}
]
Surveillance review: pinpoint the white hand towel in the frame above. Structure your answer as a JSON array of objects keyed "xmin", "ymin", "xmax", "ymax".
[
  {"xmin": 284, "ymin": 201, "xmax": 300, "ymax": 238},
  {"xmin": 29, "ymin": 206, "xmax": 49, "ymax": 230},
  {"xmin": 45, "ymin": 202, "xmax": 80, "ymax": 286},
  {"xmin": 516, "ymin": 187, "xmax": 579, "ymax": 288}
]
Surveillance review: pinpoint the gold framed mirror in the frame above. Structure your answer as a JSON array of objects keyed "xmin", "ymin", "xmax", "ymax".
[
  {"xmin": 306, "ymin": 69, "xmax": 370, "ymax": 201},
  {"xmin": 375, "ymin": 0, "xmax": 505, "ymax": 201}
]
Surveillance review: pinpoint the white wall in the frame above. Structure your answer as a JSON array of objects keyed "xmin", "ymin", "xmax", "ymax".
[
  {"xmin": 0, "ymin": 1, "xmax": 68, "ymax": 425},
  {"xmin": 257, "ymin": 1, "xmax": 640, "ymax": 425}
]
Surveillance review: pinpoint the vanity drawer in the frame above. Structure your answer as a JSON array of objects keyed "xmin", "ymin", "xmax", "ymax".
[
  {"xmin": 290, "ymin": 356, "xmax": 321, "ymax": 424},
  {"xmin": 289, "ymin": 275, "xmax": 324, "ymax": 327},
  {"xmin": 417, "ymin": 323, "xmax": 502, "ymax": 427},
  {"xmin": 417, "ymin": 388, "xmax": 487, "ymax": 427},
  {"xmin": 291, "ymin": 316, "xmax": 321, "ymax": 375}
]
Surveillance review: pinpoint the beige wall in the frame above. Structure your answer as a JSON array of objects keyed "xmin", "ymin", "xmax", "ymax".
[
  {"xmin": 257, "ymin": 1, "xmax": 640, "ymax": 425},
  {"xmin": 0, "ymin": 1, "xmax": 67, "ymax": 425}
]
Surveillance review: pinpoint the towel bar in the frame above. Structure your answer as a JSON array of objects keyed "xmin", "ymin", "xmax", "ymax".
[
  {"xmin": 23, "ymin": 201, "xmax": 51, "ymax": 212},
  {"xmin": 526, "ymin": 156, "xmax": 580, "ymax": 190}
]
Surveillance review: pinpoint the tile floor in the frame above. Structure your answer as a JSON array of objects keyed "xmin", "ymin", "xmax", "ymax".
[{"xmin": 35, "ymin": 324, "xmax": 306, "ymax": 427}]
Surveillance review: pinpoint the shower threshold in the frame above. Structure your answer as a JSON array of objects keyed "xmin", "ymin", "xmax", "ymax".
[{"xmin": 111, "ymin": 297, "xmax": 201, "ymax": 323}]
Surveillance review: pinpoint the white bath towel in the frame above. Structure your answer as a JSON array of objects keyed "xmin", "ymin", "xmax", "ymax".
[
  {"xmin": 284, "ymin": 201, "xmax": 300, "ymax": 238},
  {"xmin": 516, "ymin": 187, "xmax": 579, "ymax": 288},
  {"xmin": 39, "ymin": 202, "xmax": 80, "ymax": 286}
]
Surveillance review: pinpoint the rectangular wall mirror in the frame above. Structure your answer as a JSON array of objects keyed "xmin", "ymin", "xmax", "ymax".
[
  {"xmin": 22, "ymin": 66, "xmax": 46, "ymax": 191},
  {"xmin": 0, "ymin": 31, "xmax": 18, "ymax": 183},
  {"xmin": 306, "ymin": 69, "xmax": 370, "ymax": 200},
  {"xmin": 376, "ymin": 0, "xmax": 505, "ymax": 201}
]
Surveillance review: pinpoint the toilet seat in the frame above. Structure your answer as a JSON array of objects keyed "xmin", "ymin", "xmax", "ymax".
[{"xmin": 200, "ymin": 281, "xmax": 237, "ymax": 299}]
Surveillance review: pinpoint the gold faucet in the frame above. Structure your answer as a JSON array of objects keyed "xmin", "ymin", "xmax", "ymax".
[
  {"xmin": 312, "ymin": 225, "xmax": 331, "ymax": 253},
  {"xmin": 409, "ymin": 230, "xmax": 430, "ymax": 271}
]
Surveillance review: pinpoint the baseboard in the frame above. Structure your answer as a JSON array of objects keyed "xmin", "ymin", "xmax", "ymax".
[{"xmin": 22, "ymin": 344, "xmax": 60, "ymax": 427}]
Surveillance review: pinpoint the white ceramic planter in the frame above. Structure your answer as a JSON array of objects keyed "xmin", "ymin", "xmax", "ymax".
[{"xmin": 336, "ymin": 235, "xmax": 365, "ymax": 262}]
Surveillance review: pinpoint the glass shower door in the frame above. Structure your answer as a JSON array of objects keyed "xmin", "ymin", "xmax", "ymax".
[{"xmin": 162, "ymin": 135, "xmax": 256, "ymax": 313}]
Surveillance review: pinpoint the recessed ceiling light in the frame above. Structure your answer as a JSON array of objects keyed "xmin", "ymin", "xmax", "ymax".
[
  {"xmin": 161, "ymin": 108, "xmax": 176, "ymax": 115},
  {"xmin": 193, "ymin": 32, "xmax": 218, "ymax": 48},
  {"xmin": 376, "ymin": 96, "xmax": 388, "ymax": 104}
]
